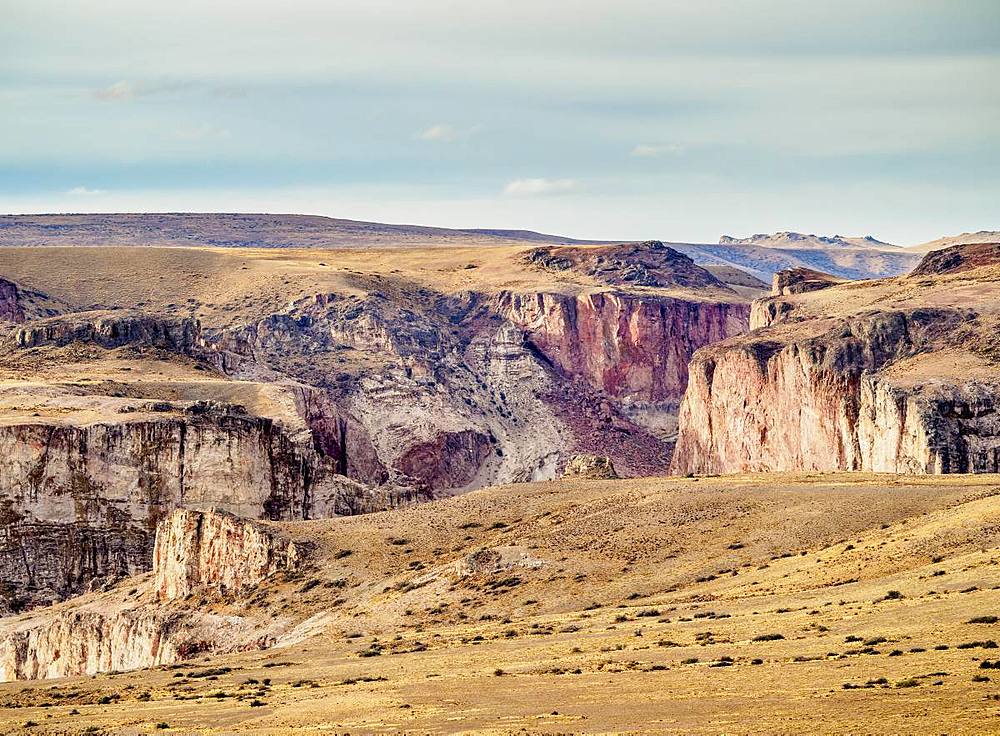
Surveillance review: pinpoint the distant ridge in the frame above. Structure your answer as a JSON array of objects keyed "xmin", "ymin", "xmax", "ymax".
[
  {"xmin": 905, "ymin": 230, "xmax": 1000, "ymax": 253},
  {"xmin": 719, "ymin": 232, "xmax": 899, "ymax": 250},
  {"xmin": 0, "ymin": 213, "xmax": 925, "ymax": 280},
  {"xmin": 0, "ymin": 213, "xmax": 612, "ymax": 250}
]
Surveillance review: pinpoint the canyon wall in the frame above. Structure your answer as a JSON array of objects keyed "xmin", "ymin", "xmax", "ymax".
[
  {"xmin": 153, "ymin": 508, "xmax": 307, "ymax": 601},
  {"xmin": 0, "ymin": 403, "xmax": 402, "ymax": 610},
  {"xmin": 672, "ymin": 307, "xmax": 1000, "ymax": 475},
  {"xmin": 0, "ymin": 509, "xmax": 302, "ymax": 681},
  {"xmin": 498, "ymin": 291, "xmax": 749, "ymax": 408}
]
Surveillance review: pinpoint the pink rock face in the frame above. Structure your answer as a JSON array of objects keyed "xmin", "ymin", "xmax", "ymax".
[
  {"xmin": 0, "ymin": 278, "xmax": 25, "ymax": 323},
  {"xmin": 671, "ymin": 308, "xmax": 1000, "ymax": 476},
  {"xmin": 499, "ymin": 291, "xmax": 750, "ymax": 406},
  {"xmin": 153, "ymin": 508, "xmax": 306, "ymax": 602},
  {"xmin": 394, "ymin": 430, "xmax": 493, "ymax": 491}
]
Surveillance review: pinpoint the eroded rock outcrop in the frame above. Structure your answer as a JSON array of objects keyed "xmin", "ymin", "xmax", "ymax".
[
  {"xmin": 525, "ymin": 241, "xmax": 733, "ymax": 290},
  {"xmin": 499, "ymin": 291, "xmax": 749, "ymax": 408},
  {"xmin": 9, "ymin": 311, "xmax": 202, "ymax": 352},
  {"xmin": 562, "ymin": 454, "xmax": 618, "ymax": 480},
  {"xmin": 672, "ymin": 306, "xmax": 1000, "ymax": 475},
  {"xmin": 0, "ymin": 403, "xmax": 397, "ymax": 611},
  {"xmin": 909, "ymin": 242, "xmax": 1000, "ymax": 277},
  {"xmin": 0, "ymin": 279, "xmax": 25, "ymax": 324},
  {"xmin": 770, "ymin": 267, "xmax": 844, "ymax": 296},
  {"xmin": 0, "ymin": 509, "xmax": 302, "ymax": 681},
  {"xmin": 154, "ymin": 508, "xmax": 307, "ymax": 601}
]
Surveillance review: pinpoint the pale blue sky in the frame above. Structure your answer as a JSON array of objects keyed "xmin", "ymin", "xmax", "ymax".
[{"xmin": 2, "ymin": 0, "xmax": 997, "ymax": 243}]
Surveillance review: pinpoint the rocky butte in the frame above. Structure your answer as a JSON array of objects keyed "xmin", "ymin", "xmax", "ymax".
[{"xmin": 672, "ymin": 241, "xmax": 1000, "ymax": 475}]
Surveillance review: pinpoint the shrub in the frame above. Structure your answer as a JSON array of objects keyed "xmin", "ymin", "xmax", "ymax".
[
  {"xmin": 968, "ymin": 616, "xmax": 999, "ymax": 624},
  {"xmin": 752, "ymin": 633, "xmax": 785, "ymax": 642}
]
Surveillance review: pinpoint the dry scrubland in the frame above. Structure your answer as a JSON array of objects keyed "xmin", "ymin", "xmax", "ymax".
[{"xmin": 3, "ymin": 473, "xmax": 1000, "ymax": 734}]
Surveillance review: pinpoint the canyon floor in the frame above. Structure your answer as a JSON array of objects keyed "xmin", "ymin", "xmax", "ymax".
[{"xmin": 3, "ymin": 472, "xmax": 1000, "ymax": 735}]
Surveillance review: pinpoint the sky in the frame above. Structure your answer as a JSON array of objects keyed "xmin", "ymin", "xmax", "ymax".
[{"xmin": 2, "ymin": 0, "xmax": 998, "ymax": 244}]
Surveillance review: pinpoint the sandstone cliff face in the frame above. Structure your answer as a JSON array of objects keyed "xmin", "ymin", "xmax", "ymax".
[
  {"xmin": 153, "ymin": 508, "xmax": 307, "ymax": 601},
  {"xmin": 0, "ymin": 509, "xmax": 302, "ymax": 681},
  {"xmin": 498, "ymin": 291, "xmax": 749, "ymax": 408},
  {"xmin": 0, "ymin": 403, "xmax": 389, "ymax": 610},
  {"xmin": 672, "ymin": 307, "xmax": 1000, "ymax": 475}
]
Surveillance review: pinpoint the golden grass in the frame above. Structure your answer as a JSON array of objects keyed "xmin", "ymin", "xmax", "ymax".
[{"xmin": 3, "ymin": 473, "xmax": 1000, "ymax": 734}]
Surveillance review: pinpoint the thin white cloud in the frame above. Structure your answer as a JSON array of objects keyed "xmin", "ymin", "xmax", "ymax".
[
  {"xmin": 173, "ymin": 123, "xmax": 232, "ymax": 142},
  {"xmin": 416, "ymin": 123, "xmax": 478, "ymax": 142},
  {"xmin": 94, "ymin": 80, "xmax": 135, "ymax": 101},
  {"xmin": 66, "ymin": 186, "xmax": 106, "ymax": 196},
  {"xmin": 93, "ymin": 79, "xmax": 192, "ymax": 102},
  {"xmin": 631, "ymin": 143, "xmax": 685, "ymax": 157},
  {"xmin": 503, "ymin": 178, "xmax": 579, "ymax": 197}
]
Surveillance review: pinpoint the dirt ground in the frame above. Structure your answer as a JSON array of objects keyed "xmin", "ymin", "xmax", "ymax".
[{"xmin": 3, "ymin": 473, "xmax": 1000, "ymax": 734}]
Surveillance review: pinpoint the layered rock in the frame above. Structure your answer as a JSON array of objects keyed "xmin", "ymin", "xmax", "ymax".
[
  {"xmin": 153, "ymin": 508, "xmax": 307, "ymax": 601},
  {"xmin": 9, "ymin": 311, "xmax": 202, "ymax": 352},
  {"xmin": 499, "ymin": 291, "xmax": 749, "ymax": 408},
  {"xmin": 0, "ymin": 509, "xmax": 301, "ymax": 681},
  {"xmin": 0, "ymin": 402, "xmax": 398, "ymax": 611},
  {"xmin": 672, "ymin": 307, "xmax": 1000, "ymax": 475}
]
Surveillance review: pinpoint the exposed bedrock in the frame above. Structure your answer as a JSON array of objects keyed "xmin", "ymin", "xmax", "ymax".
[
  {"xmin": 9, "ymin": 311, "xmax": 202, "ymax": 352},
  {"xmin": 0, "ymin": 403, "xmax": 410, "ymax": 611},
  {"xmin": 0, "ymin": 279, "xmax": 25, "ymax": 324},
  {"xmin": 671, "ymin": 307, "xmax": 1000, "ymax": 475},
  {"xmin": 1, "ymin": 509, "xmax": 303, "ymax": 681},
  {"xmin": 153, "ymin": 507, "xmax": 308, "ymax": 602},
  {"xmin": 497, "ymin": 291, "xmax": 750, "ymax": 408}
]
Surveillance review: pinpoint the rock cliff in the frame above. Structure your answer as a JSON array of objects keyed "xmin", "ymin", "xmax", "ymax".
[
  {"xmin": 153, "ymin": 508, "xmax": 308, "ymax": 601},
  {"xmin": 498, "ymin": 290, "xmax": 749, "ymax": 409},
  {"xmin": 0, "ymin": 402, "xmax": 404, "ymax": 611},
  {"xmin": 0, "ymin": 509, "xmax": 303, "ymax": 681},
  {"xmin": 672, "ymin": 249, "xmax": 1000, "ymax": 475}
]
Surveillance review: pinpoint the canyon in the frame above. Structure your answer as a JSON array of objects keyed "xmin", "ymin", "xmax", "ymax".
[
  {"xmin": 0, "ymin": 219, "xmax": 997, "ymax": 735},
  {"xmin": 0, "ymin": 238, "xmax": 751, "ymax": 611}
]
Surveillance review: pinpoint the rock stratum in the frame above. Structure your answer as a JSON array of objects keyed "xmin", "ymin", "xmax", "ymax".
[
  {"xmin": 0, "ymin": 239, "xmax": 751, "ymax": 610},
  {"xmin": 0, "ymin": 508, "xmax": 304, "ymax": 681},
  {"xmin": 673, "ymin": 243, "xmax": 1000, "ymax": 475}
]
